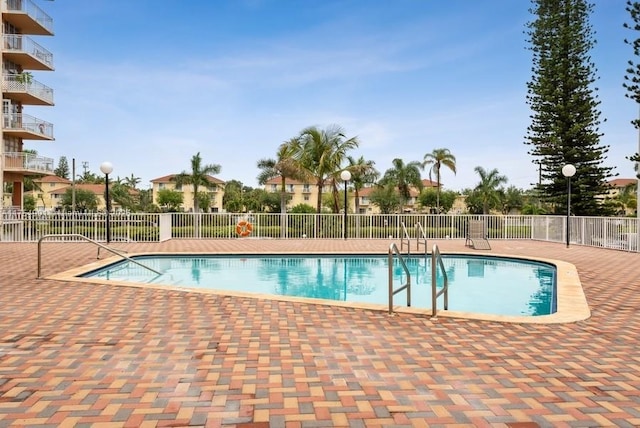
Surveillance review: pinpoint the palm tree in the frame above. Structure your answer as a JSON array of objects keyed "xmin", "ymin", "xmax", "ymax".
[
  {"xmin": 173, "ymin": 152, "xmax": 221, "ymax": 213},
  {"xmin": 295, "ymin": 125, "xmax": 359, "ymax": 213},
  {"xmin": 380, "ymin": 158, "xmax": 423, "ymax": 211},
  {"xmin": 422, "ymin": 148, "xmax": 456, "ymax": 213},
  {"xmin": 615, "ymin": 182, "xmax": 638, "ymax": 215},
  {"xmin": 124, "ymin": 174, "xmax": 141, "ymax": 189},
  {"xmin": 110, "ymin": 180, "xmax": 135, "ymax": 212},
  {"xmin": 256, "ymin": 139, "xmax": 306, "ymax": 214},
  {"xmin": 473, "ymin": 166, "xmax": 508, "ymax": 214},
  {"xmin": 346, "ymin": 155, "xmax": 379, "ymax": 214}
]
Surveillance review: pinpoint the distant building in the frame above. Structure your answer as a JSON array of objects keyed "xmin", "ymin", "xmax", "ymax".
[
  {"xmin": 262, "ymin": 178, "xmax": 332, "ymax": 211},
  {"xmin": 28, "ymin": 175, "xmax": 70, "ymax": 210},
  {"xmin": 356, "ymin": 179, "xmax": 441, "ymax": 214},
  {"xmin": 26, "ymin": 175, "xmax": 138, "ymax": 211},
  {"xmin": 606, "ymin": 178, "xmax": 637, "ymax": 198},
  {"xmin": 150, "ymin": 174, "xmax": 225, "ymax": 212},
  {"xmin": 606, "ymin": 178, "xmax": 637, "ymax": 216}
]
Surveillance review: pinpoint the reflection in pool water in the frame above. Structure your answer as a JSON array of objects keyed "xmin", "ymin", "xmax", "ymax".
[{"xmin": 83, "ymin": 254, "xmax": 556, "ymax": 317}]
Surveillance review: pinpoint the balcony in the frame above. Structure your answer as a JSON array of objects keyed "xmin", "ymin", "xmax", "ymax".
[
  {"xmin": 2, "ymin": 151, "xmax": 54, "ymax": 175},
  {"xmin": 3, "ymin": 35, "xmax": 53, "ymax": 70},
  {"xmin": 2, "ymin": 74, "xmax": 54, "ymax": 105},
  {"xmin": 3, "ymin": 113, "xmax": 53, "ymax": 140},
  {"xmin": 2, "ymin": 0, "xmax": 54, "ymax": 36}
]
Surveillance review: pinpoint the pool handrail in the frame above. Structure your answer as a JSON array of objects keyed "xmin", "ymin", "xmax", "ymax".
[
  {"xmin": 431, "ymin": 243, "xmax": 449, "ymax": 317},
  {"xmin": 415, "ymin": 222, "xmax": 428, "ymax": 258},
  {"xmin": 37, "ymin": 233, "xmax": 162, "ymax": 278},
  {"xmin": 399, "ymin": 222, "xmax": 411, "ymax": 255},
  {"xmin": 388, "ymin": 242, "xmax": 411, "ymax": 315}
]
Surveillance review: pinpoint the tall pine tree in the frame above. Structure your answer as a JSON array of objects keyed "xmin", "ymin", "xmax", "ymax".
[
  {"xmin": 623, "ymin": 0, "xmax": 640, "ymax": 180},
  {"xmin": 54, "ymin": 156, "xmax": 70, "ymax": 179},
  {"xmin": 525, "ymin": 0, "xmax": 615, "ymax": 216}
]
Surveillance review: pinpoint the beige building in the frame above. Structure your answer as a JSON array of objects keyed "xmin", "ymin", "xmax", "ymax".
[
  {"xmin": 0, "ymin": 1, "xmax": 55, "ymax": 211},
  {"xmin": 356, "ymin": 179, "xmax": 441, "ymax": 214},
  {"xmin": 263, "ymin": 177, "xmax": 333, "ymax": 211},
  {"xmin": 263, "ymin": 177, "xmax": 456, "ymax": 214},
  {"xmin": 606, "ymin": 178, "xmax": 638, "ymax": 216},
  {"xmin": 150, "ymin": 174, "xmax": 225, "ymax": 212},
  {"xmin": 606, "ymin": 178, "xmax": 637, "ymax": 198},
  {"xmin": 27, "ymin": 175, "xmax": 138, "ymax": 212},
  {"xmin": 29, "ymin": 174, "xmax": 69, "ymax": 210}
]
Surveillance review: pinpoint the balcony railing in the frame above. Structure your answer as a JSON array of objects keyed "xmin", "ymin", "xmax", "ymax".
[
  {"xmin": 3, "ymin": 0, "xmax": 54, "ymax": 35},
  {"xmin": 2, "ymin": 74, "xmax": 54, "ymax": 105},
  {"xmin": 2, "ymin": 151, "xmax": 54, "ymax": 174},
  {"xmin": 3, "ymin": 113, "xmax": 53, "ymax": 140},
  {"xmin": 3, "ymin": 34, "xmax": 54, "ymax": 70}
]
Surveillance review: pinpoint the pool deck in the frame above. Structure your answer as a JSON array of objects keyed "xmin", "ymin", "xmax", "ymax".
[{"xmin": 1, "ymin": 239, "xmax": 639, "ymax": 427}]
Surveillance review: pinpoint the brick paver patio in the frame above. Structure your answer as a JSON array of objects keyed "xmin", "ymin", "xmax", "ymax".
[{"xmin": 0, "ymin": 239, "xmax": 639, "ymax": 427}]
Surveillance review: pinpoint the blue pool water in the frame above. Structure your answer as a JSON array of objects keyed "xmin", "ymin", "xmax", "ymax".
[{"xmin": 82, "ymin": 255, "xmax": 556, "ymax": 317}]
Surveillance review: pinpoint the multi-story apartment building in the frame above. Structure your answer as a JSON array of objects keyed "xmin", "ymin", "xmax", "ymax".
[
  {"xmin": 26, "ymin": 175, "xmax": 138, "ymax": 212},
  {"xmin": 354, "ymin": 179, "xmax": 441, "ymax": 214},
  {"xmin": 150, "ymin": 174, "xmax": 225, "ymax": 212},
  {"xmin": 262, "ymin": 178, "xmax": 459, "ymax": 214},
  {"xmin": 263, "ymin": 177, "xmax": 331, "ymax": 210},
  {"xmin": 0, "ymin": 0, "xmax": 55, "ymax": 211},
  {"xmin": 28, "ymin": 174, "xmax": 69, "ymax": 210}
]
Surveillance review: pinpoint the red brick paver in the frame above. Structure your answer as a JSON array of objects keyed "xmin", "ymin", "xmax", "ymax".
[{"xmin": 1, "ymin": 239, "xmax": 639, "ymax": 427}]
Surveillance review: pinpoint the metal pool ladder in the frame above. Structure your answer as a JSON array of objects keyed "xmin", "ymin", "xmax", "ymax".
[
  {"xmin": 37, "ymin": 234, "xmax": 161, "ymax": 279},
  {"xmin": 431, "ymin": 243, "xmax": 449, "ymax": 317},
  {"xmin": 388, "ymin": 242, "xmax": 411, "ymax": 314}
]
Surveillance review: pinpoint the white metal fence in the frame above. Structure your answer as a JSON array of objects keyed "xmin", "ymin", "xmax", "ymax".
[{"xmin": 1, "ymin": 211, "xmax": 638, "ymax": 252}]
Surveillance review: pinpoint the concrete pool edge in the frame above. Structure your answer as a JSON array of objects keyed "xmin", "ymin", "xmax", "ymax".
[{"xmin": 46, "ymin": 250, "xmax": 591, "ymax": 325}]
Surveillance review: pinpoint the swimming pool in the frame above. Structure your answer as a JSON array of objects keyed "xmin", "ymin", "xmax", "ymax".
[{"xmin": 81, "ymin": 254, "xmax": 556, "ymax": 317}]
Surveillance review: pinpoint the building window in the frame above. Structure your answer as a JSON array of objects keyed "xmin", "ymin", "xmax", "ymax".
[
  {"xmin": 287, "ymin": 184, "xmax": 294, "ymax": 193},
  {"xmin": 304, "ymin": 195, "xmax": 310, "ymax": 201},
  {"xmin": 158, "ymin": 183, "xmax": 165, "ymax": 189},
  {"xmin": 271, "ymin": 184, "xmax": 277, "ymax": 192}
]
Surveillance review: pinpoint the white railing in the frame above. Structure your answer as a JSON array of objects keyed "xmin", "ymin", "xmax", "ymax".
[
  {"xmin": 0, "ymin": 211, "xmax": 638, "ymax": 252},
  {"xmin": 2, "ymin": 74, "xmax": 54, "ymax": 105},
  {"xmin": 4, "ymin": 0, "xmax": 54, "ymax": 34},
  {"xmin": 2, "ymin": 151, "xmax": 54, "ymax": 173},
  {"xmin": 3, "ymin": 34, "xmax": 54, "ymax": 69},
  {"xmin": 1, "ymin": 211, "xmax": 162, "ymax": 243},
  {"xmin": 3, "ymin": 113, "xmax": 53, "ymax": 138}
]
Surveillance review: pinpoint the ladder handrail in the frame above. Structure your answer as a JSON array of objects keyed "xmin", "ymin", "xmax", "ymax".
[
  {"xmin": 431, "ymin": 243, "xmax": 449, "ymax": 317},
  {"xmin": 37, "ymin": 234, "xmax": 162, "ymax": 278},
  {"xmin": 388, "ymin": 242, "xmax": 411, "ymax": 314},
  {"xmin": 399, "ymin": 222, "xmax": 411, "ymax": 255},
  {"xmin": 415, "ymin": 222, "xmax": 428, "ymax": 257}
]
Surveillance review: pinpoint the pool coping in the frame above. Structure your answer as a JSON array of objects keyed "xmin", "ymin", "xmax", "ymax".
[{"xmin": 46, "ymin": 250, "xmax": 591, "ymax": 324}]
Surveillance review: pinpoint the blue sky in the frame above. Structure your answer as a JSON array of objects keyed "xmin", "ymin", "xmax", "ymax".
[{"xmin": 33, "ymin": 0, "xmax": 638, "ymax": 191}]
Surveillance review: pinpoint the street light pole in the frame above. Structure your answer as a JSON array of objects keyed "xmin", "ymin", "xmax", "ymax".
[
  {"xmin": 561, "ymin": 164, "xmax": 576, "ymax": 248},
  {"xmin": 340, "ymin": 170, "xmax": 351, "ymax": 240},
  {"xmin": 100, "ymin": 161, "xmax": 113, "ymax": 244}
]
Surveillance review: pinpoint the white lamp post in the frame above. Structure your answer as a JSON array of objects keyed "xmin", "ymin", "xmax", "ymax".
[
  {"xmin": 561, "ymin": 164, "xmax": 576, "ymax": 248},
  {"xmin": 100, "ymin": 161, "xmax": 113, "ymax": 243},
  {"xmin": 340, "ymin": 170, "xmax": 351, "ymax": 240}
]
